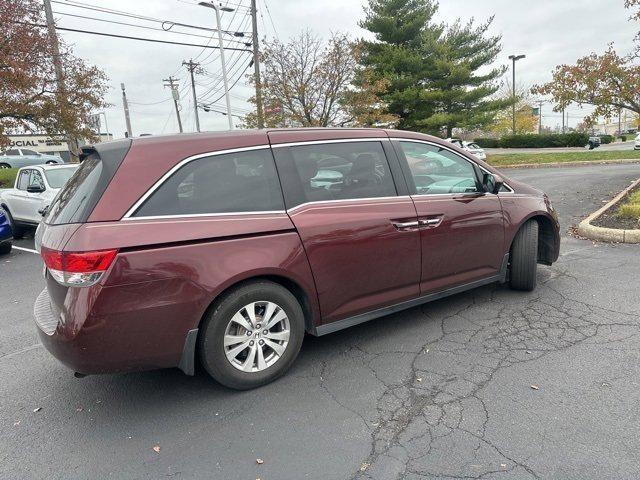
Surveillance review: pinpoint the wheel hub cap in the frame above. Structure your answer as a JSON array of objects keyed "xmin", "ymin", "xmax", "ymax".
[{"xmin": 223, "ymin": 301, "xmax": 290, "ymax": 372}]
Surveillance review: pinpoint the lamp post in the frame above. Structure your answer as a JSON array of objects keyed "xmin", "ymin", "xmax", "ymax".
[
  {"xmin": 508, "ymin": 54, "xmax": 526, "ymax": 135},
  {"xmin": 198, "ymin": 2, "xmax": 234, "ymax": 130}
]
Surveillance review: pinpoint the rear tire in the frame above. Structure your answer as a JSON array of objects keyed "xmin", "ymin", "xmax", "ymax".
[
  {"xmin": 509, "ymin": 220, "xmax": 539, "ymax": 291},
  {"xmin": 198, "ymin": 280, "xmax": 305, "ymax": 390},
  {"xmin": 0, "ymin": 163, "xmax": 11, "ymax": 169},
  {"xmin": 4, "ymin": 208, "xmax": 25, "ymax": 240}
]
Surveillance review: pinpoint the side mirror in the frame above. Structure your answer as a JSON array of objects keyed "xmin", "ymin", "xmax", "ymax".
[
  {"xmin": 27, "ymin": 185, "xmax": 45, "ymax": 193},
  {"xmin": 482, "ymin": 173, "xmax": 504, "ymax": 194},
  {"xmin": 38, "ymin": 205, "xmax": 50, "ymax": 217}
]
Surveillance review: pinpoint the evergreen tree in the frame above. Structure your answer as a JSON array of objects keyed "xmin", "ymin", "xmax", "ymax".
[{"xmin": 358, "ymin": 0, "xmax": 510, "ymax": 136}]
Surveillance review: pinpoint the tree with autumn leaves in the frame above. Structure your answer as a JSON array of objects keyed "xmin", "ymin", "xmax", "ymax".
[
  {"xmin": 0, "ymin": 0, "xmax": 108, "ymax": 152},
  {"xmin": 533, "ymin": 1, "xmax": 640, "ymax": 127}
]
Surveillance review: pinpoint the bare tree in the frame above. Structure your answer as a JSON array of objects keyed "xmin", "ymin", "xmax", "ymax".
[{"xmin": 244, "ymin": 32, "xmax": 361, "ymax": 127}]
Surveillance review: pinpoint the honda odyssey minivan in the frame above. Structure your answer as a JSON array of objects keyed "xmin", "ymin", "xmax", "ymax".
[{"xmin": 34, "ymin": 128, "xmax": 560, "ymax": 389}]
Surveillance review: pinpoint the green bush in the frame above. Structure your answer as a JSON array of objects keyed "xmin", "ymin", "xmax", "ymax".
[
  {"xmin": 0, "ymin": 168, "xmax": 18, "ymax": 188},
  {"xmin": 473, "ymin": 138, "xmax": 500, "ymax": 148},
  {"xmin": 498, "ymin": 133, "xmax": 589, "ymax": 148},
  {"xmin": 599, "ymin": 135, "xmax": 614, "ymax": 144}
]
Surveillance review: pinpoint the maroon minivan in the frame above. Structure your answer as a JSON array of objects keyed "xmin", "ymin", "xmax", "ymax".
[{"xmin": 34, "ymin": 129, "xmax": 559, "ymax": 389}]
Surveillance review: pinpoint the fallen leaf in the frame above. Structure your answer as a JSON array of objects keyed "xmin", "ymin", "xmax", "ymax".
[
  {"xmin": 33, "ymin": 407, "xmax": 42, "ymax": 413},
  {"xmin": 14, "ymin": 420, "xmax": 20, "ymax": 426},
  {"xmin": 416, "ymin": 378, "xmax": 423, "ymax": 382},
  {"xmin": 360, "ymin": 462, "xmax": 370, "ymax": 472},
  {"xmin": 76, "ymin": 406, "xmax": 83, "ymax": 412},
  {"xmin": 530, "ymin": 385, "xmax": 539, "ymax": 390},
  {"xmin": 525, "ymin": 350, "xmax": 532, "ymax": 354},
  {"xmin": 256, "ymin": 458, "xmax": 264, "ymax": 465},
  {"xmin": 500, "ymin": 463, "xmax": 507, "ymax": 468},
  {"xmin": 152, "ymin": 445, "xmax": 161, "ymax": 453}
]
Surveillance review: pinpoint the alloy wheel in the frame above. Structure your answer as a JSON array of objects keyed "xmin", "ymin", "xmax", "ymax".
[{"xmin": 223, "ymin": 301, "xmax": 290, "ymax": 372}]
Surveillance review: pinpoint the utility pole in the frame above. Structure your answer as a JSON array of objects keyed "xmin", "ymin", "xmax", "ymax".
[
  {"xmin": 538, "ymin": 100, "xmax": 543, "ymax": 134},
  {"xmin": 183, "ymin": 59, "xmax": 201, "ymax": 132},
  {"xmin": 618, "ymin": 108, "xmax": 622, "ymax": 136},
  {"xmin": 561, "ymin": 107, "xmax": 565, "ymax": 134},
  {"xmin": 250, "ymin": 0, "xmax": 264, "ymax": 128},
  {"xmin": 508, "ymin": 54, "xmax": 526, "ymax": 135},
  {"xmin": 163, "ymin": 76, "xmax": 183, "ymax": 133},
  {"xmin": 198, "ymin": 2, "xmax": 234, "ymax": 130},
  {"xmin": 121, "ymin": 83, "xmax": 133, "ymax": 138},
  {"xmin": 43, "ymin": 0, "xmax": 78, "ymax": 161}
]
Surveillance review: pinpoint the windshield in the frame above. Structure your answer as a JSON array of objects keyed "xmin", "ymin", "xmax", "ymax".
[{"xmin": 44, "ymin": 167, "xmax": 77, "ymax": 189}]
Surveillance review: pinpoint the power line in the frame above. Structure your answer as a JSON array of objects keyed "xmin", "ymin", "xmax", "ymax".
[
  {"xmin": 15, "ymin": 22, "xmax": 253, "ymax": 51},
  {"xmin": 52, "ymin": 10, "xmax": 253, "ymax": 46},
  {"xmin": 52, "ymin": 0, "xmax": 251, "ymax": 37}
]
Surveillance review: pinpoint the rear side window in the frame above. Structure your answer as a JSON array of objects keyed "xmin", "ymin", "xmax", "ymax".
[
  {"xmin": 279, "ymin": 141, "xmax": 397, "ymax": 207},
  {"xmin": 5, "ymin": 149, "xmax": 19, "ymax": 156},
  {"xmin": 44, "ymin": 155, "xmax": 103, "ymax": 224},
  {"xmin": 17, "ymin": 170, "xmax": 30, "ymax": 190},
  {"xmin": 132, "ymin": 148, "xmax": 284, "ymax": 218}
]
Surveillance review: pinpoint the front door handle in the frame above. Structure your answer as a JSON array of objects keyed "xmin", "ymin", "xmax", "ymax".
[{"xmin": 392, "ymin": 220, "xmax": 419, "ymax": 229}]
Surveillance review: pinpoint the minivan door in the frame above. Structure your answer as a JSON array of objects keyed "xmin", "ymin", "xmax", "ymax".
[
  {"xmin": 393, "ymin": 139, "xmax": 505, "ymax": 294},
  {"xmin": 271, "ymin": 136, "xmax": 421, "ymax": 326}
]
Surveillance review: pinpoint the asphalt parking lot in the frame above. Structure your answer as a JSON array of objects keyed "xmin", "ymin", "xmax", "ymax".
[{"xmin": 1, "ymin": 163, "xmax": 640, "ymax": 480}]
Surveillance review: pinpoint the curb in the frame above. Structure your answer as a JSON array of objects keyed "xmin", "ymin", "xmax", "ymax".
[
  {"xmin": 577, "ymin": 177, "xmax": 640, "ymax": 243},
  {"xmin": 492, "ymin": 158, "xmax": 640, "ymax": 169}
]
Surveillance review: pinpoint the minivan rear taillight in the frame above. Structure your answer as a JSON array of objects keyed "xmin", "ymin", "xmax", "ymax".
[{"xmin": 41, "ymin": 247, "xmax": 118, "ymax": 287}]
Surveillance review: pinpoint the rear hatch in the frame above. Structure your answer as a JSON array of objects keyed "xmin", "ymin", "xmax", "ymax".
[{"xmin": 35, "ymin": 140, "xmax": 131, "ymax": 331}]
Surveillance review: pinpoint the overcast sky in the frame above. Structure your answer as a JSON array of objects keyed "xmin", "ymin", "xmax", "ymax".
[{"xmin": 52, "ymin": 0, "xmax": 638, "ymax": 138}]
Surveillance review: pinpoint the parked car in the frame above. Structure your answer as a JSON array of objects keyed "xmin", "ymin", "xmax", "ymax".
[
  {"xmin": 635, "ymin": 133, "xmax": 640, "ymax": 150},
  {"xmin": 0, "ymin": 164, "xmax": 78, "ymax": 238},
  {"xmin": 445, "ymin": 138, "xmax": 487, "ymax": 160},
  {"xmin": 0, "ymin": 208, "xmax": 12, "ymax": 254},
  {"xmin": 587, "ymin": 136, "xmax": 602, "ymax": 150},
  {"xmin": 0, "ymin": 148, "xmax": 65, "ymax": 169},
  {"xmin": 33, "ymin": 129, "xmax": 560, "ymax": 389}
]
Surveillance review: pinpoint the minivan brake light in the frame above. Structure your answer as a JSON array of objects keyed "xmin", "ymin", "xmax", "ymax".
[{"xmin": 41, "ymin": 247, "xmax": 118, "ymax": 287}]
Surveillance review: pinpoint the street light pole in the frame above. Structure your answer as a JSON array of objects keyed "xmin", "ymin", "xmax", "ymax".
[
  {"xmin": 508, "ymin": 54, "xmax": 526, "ymax": 135},
  {"xmin": 199, "ymin": 2, "xmax": 234, "ymax": 130}
]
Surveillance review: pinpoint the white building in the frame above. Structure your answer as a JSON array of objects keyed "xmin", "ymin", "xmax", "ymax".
[
  {"xmin": 594, "ymin": 110, "xmax": 638, "ymax": 135},
  {"xmin": 6, "ymin": 133, "xmax": 114, "ymax": 162}
]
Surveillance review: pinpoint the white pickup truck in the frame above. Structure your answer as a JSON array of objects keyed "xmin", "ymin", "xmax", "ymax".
[{"xmin": 0, "ymin": 164, "xmax": 77, "ymax": 239}]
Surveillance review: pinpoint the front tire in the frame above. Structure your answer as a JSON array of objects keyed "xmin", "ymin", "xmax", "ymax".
[
  {"xmin": 0, "ymin": 241, "xmax": 11, "ymax": 255},
  {"xmin": 198, "ymin": 280, "xmax": 305, "ymax": 390},
  {"xmin": 509, "ymin": 220, "xmax": 539, "ymax": 291}
]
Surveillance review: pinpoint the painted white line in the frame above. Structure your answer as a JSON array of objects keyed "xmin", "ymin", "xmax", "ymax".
[
  {"xmin": 12, "ymin": 245, "xmax": 38, "ymax": 254},
  {"xmin": 0, "ymin": 343, "xmax": 42, "ymax": 361}
]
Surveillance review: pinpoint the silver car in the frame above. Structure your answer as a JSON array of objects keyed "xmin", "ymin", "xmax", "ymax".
[{"xmin": 0, "ymin": 148, "xmax": 65, "ymax": 168}]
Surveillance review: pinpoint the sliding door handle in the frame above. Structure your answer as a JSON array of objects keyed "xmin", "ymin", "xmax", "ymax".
[
  {"xmin": 392, "ymin": 220, "xmax": 419, "ymax": 229},
  {"xmin": 418, "ymin": 218, "xmax": 440, "ymax": 226}
]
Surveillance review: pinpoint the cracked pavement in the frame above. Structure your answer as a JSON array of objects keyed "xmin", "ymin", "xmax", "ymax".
[{"xmin": 1, "ymin": 163, "xmax": 639, "ymax": 479}]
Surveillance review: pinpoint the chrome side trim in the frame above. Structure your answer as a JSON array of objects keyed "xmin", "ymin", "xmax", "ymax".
[
  {"xmin": 388, "ymin": 137, "xmax": 514, "ymax": 193},
  {"xmin": 286, "ymin": 195, "xmax": 412, "ymax": 214},
  {"xmin": 122, "ymin": 210, "xmax": 287, "ymax": 222},
  {"xmin": 122, "ymin": 144, "xmax": 272, "ymax": 218},
  {"xmin": 270, "ymin": 137, "xmax": 389, "ymax": 148}
]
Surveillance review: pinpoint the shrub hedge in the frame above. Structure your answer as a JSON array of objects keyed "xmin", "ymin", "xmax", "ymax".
[
  {"xmin": 474, "ymin": 133, "xmax": 589, "ymax": 149},
  {"xmin": 473, "ymin": 138, "xmax": 500, "ymax": 148},
  {"xmin": 599, "ymin": 135, "xmax": 614, "ymax": 144}
]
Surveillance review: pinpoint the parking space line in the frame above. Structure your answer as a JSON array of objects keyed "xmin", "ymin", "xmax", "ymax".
[{"xmin": 12, "ymin": 246, "xmax": 38, "ymax": 254}]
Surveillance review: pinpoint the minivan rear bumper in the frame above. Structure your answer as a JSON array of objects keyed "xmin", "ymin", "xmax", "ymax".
[{"xmin": 34, "ymin": 279, "xmax": 201, "ymax": 375}]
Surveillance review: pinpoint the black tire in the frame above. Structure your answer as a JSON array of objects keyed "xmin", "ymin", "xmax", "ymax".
[
  {"xmin": 3, "ymin": 207, "xmax": 25, "ymax": 239},
  {"xmin": 198, "ymin": 280, "xmax": 305, "ymax": 390},
  {"xmin": 0, "ymin": 241, "xmax": 11, "ymax": 255},
  {"xmin": 0, "ymin": 163, "xmax": 11, "ymax": 169},
  {"xmin": 509, "ymin": 220, "xmax": 539, "ymax": 291}
]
